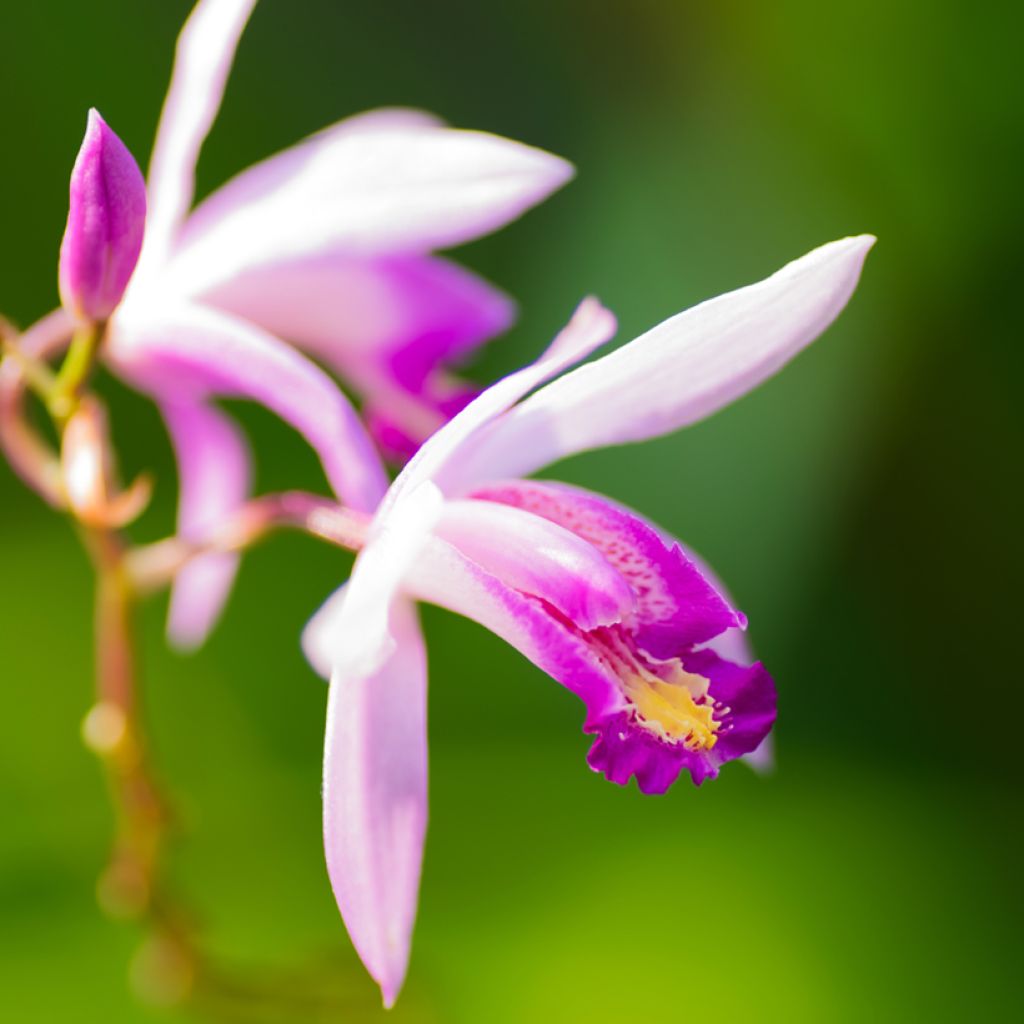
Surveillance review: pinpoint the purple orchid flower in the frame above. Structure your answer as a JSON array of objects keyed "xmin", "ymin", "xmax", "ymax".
[
  {"xmin": 301, "ymin": 235, "xmax": 875, "ymax": 1005},
  {"xmin": 54, "ymin": 0, "xmax": 570, "ymax": 648}
]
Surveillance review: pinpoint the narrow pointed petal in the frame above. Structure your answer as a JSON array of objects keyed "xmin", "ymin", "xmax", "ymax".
[
  {"xmin": 436, "ymin": 499, "xmax": 635, "ymax": 630},
  {"xmin": 136, "ymin": 0, "xmax": 257, "ymax": 277},
  {"xmin": 323, "ymin": 597, "xmax": 428, "ymax": 1008},
  {"xmin": 202, "ymin": 253, "xmax": 515, "ymax": 452},
  {"xmin": 59, "ymin": 110, "xmax": 146, "ymax": 322},
  {"xmin": 164, "ymin": 113, "xmax": 574, "ymax": 295},
  {"xmin": 107, "ymin": 302, "xmax": 388, "ymax": 512},
  {"xmin": 449, "ymin": 236, "xmax": 875, "ymax": 485},
  {"xmin": 161, "ymin": 399, "xmax": 251, "ymax": 649}
]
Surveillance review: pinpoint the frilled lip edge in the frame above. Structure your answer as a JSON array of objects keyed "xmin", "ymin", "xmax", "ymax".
[{"xmin": 585, "ymin": 649, "xmax": 777, "ymax": 794}]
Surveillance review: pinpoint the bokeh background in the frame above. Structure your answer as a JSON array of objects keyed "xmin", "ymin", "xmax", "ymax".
[{"xmin": 2, "ymin": 1, "xmax": 1021, "ymax": 1021}]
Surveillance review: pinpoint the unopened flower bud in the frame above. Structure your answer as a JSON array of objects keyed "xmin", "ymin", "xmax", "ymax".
[{"xmin": 58, "ymin": 109, "xmax": 146, "ymax": 323}]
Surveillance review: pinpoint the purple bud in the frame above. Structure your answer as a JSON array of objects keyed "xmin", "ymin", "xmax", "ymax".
[{"xmin": 58, "ymin": 109, "xmax": 147, "ymax": 322}]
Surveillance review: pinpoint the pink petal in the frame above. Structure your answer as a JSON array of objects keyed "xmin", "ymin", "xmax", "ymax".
[
  {"xmin": 470, "ymin": 480, "xmax": 743, "ymax": 657},
  {"xmin": 202, "ymin": 253, "xmax": 515, "ymax": 447},
  {"xmin": 164, "ymin": 113, "xmax": 574, "ymax": 295},
  {"xmin": 106, "ymin": 301, "xmax": 388, "ymax": 512},
  {"xmin": 136, "ymin": 0, "xmax": 257, "ymax": 278},
  {"xmin": 448, "ymin": 236, "xmax": 876, "ymax": 486},
  {"xmin": 323, "ymin": 597, "xmax": 428, "ymax": 1009},
  {"xmin": 161, "ymin": 399, "xmax": 252, "ymax": 650},
  {"xmin": 435, "ymin": 499, "xmax": 635, "ymax": 630}
]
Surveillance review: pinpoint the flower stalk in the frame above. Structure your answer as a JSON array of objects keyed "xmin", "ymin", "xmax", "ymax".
[{"xmin": 49, "ymin": 321, "xmax": 104, "ymax": 422}]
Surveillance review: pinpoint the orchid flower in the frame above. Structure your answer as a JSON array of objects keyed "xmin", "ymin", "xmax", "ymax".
[
  {"xmin": 302, "ymin": 234, "xmax": 875, "ymax": 1005},
  {"xmin": 52, "ymin": 0, "xmax": 571, "ymax": 647}
]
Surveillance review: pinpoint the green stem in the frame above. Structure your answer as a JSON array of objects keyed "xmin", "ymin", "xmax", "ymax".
[{"xmin": 49, "ymin": 320, "xmax": 104, "ymax": 422}]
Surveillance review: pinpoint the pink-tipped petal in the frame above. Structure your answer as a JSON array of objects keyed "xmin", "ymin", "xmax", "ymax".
[
  {"xmin": 161, "ymin": 399, "xmax": 252, "ymax": 650},
  {"xmin": 471, "ymin": 480, "xmax": 743, "ymax": 657},
  {"xmin": 436, "ymin": 499, "xmax": 635, "ymax": 630},
  {"xmin": 107, "ymin": 302, "xmax": 388, "ymax": 512},
  {"xmin": 323, "ymin": 597, "xmax": 428, "ymax": 1008},
  {"xmin": 201, "ymin": 253, "xmax": 516, "ymax": 448},
  {"xmin": 136, "ymin": 0, "xmax": 257, "ymax": 277},
  {"xmin": 450, "ymin": 236, "xmax": 876, "ymax": 485},
  {"xmin": 165, "ymin": 114, "xmax": 574, "ymax": 295},
  {"xmin": 58, "ymin": 110, "xmax": 146, "ymax": 322}
]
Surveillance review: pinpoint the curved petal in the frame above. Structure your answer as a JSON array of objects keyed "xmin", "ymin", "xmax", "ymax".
[
  {"xmin": 407, "ymin": 536, "xmax": 627, "ymax": 727},
  {"xmin": 202, "ymin": 253, "xmax": 515, "ymax": 450},
  {"xmin": 161, "ymin": 399, "xmax": 252, "ymax": 650},
  {"xmin": 470, "ymin": 480, "xmax": 744, "ymax": 657},
  {"xmin": 447, "ymin": 236, "xmax": 876, "ymax": 486},
  {"xmin": 136, "ymin": 0, "xmax": 257, "ymax": 279},
  {"xmin": 164, "ymin": 115, "xmax": 574, "ymax": 295},
  {"xmin": 435, "ymin": 498, "xmax": 635, "ymax": 631},
  {"xmin": 323, "ymin": 597, "xmax": 428, "ymax": 1009},
  {"xmin": 106, "ymin": 301, "xmax": 388, "ymax": 512}
]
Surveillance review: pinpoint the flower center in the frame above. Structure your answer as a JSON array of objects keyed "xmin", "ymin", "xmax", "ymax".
[
  {"xmin": 620, "ymin": 666, "xmax": 720, "ymax": 751},
  {"xmin": 592, "ymin": 628, "xmax": 722, "ymax": 751}
]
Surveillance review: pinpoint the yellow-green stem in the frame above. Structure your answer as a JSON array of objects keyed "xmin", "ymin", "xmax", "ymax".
[{"xmin": 50, "ymin": 320, "xmax": 104, "ymax": 422}]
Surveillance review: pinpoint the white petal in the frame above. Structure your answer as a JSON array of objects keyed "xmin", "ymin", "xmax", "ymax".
[
  {"xmin": 164, "ymin": 115, "xmax": 574, "ymax": 295},
  {"xmin": 448, "ymin": 236, "xmax": 876, "ymax": 485},
  {"xmin": 323, "ymin": 597, "xmax": 428, "ymax": 1009},
  {"xmin": 136, "ymin": 0, "xmax": 257, "ymax": 279}
]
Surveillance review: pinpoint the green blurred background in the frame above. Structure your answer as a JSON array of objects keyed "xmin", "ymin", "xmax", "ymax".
[{"xmin": 2, "ymin": 1, "xmax": 1021, "ymax": 1021}]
